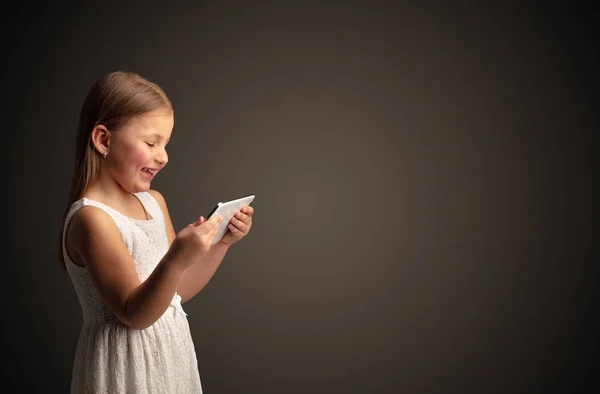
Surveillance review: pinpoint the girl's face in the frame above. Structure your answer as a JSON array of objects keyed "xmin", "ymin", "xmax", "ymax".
[{"xmin": 107, "ymin": 108, "xmax": 174, "ymax": 193}]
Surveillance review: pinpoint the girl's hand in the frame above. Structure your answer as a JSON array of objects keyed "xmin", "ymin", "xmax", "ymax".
[
  {"xmin": 220, "ymin": 205, "xmax": 254, "ymax": 246},
  {"xmin": 194, "ymin": 205, "xmax": 254, "ymax": 246},
  {"xmin": 169, "ymin": 214, "xmax": 222, "ymax": 269}
]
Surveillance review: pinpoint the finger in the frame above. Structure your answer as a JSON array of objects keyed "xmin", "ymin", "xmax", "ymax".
[
  {"xmin": 230, "ymin": 217, "xmax": 249, "ymax": 233},
  {"xmin": 206, "ymin": 218, "xmax": 221, "ymax": 239},
  {"xmin": 242, "ymin": 206, "xmax": 254, "ymax": 216},
  {"xmin": 210, "ymin": 220, "xmax": 220, "ymax": 236},
  {"xmin": 209, "ymin": 214, "xmax": 222, "ymax": 225},
  {"xmin": 201, "ymin": 215, "xmax": 222, "ymax": 231},
  {"xmin": 234, "ymin": 211, "xmax": 252, "ymax": 225},
  {"xmin": 227, "ymin": 222, "xmax": 242, "ymax": 236}
]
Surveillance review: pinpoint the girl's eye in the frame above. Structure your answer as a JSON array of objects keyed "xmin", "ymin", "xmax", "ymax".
[{"xmin": 145, "ymin": 142, "xmax": 155, "ymax": 147}]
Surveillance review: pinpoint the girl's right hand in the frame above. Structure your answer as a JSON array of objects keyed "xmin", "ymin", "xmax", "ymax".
[{"xmin": 169, "ymin": 214, "xmax": 222, "ymax": 270}]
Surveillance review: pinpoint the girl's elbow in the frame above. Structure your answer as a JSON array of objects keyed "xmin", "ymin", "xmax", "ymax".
[
  {"xmin": 115, "ymin": 309, "xmax": 154, "ymax": 330},
  {"xmin": 121, "ymin": 316, "xmax": 153, "ymax": 330}
]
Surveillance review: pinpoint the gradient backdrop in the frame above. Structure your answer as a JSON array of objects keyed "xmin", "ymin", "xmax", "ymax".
[{"xmin": 3, "ymin": 1, "xmax": 597, "ymax": 393}]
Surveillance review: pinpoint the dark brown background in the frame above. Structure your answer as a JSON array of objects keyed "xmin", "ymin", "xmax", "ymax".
[{"xmin": 3, "ymin": 1, "xmax": 597, "ymax": 393}]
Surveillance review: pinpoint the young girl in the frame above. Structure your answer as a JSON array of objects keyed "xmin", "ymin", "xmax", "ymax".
[{"xmin": 59, "ymin": 71, "xmax": 254, "ymax": 393}]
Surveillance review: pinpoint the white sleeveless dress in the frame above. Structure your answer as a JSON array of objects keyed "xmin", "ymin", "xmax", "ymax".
[{"xmin": 62, "ymin": 191, "xmax": 203, "ymax": 393}]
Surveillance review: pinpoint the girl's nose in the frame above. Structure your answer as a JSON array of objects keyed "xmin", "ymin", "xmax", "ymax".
[{"xmin": 155, "ymin": 152, "xmax": 168, "ymax": 166}]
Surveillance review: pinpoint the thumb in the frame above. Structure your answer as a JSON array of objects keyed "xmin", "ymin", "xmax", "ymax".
[
  {"xmin": 193, "ymin": 216, "xmax": 205, "ymax": 226},
  {"xmin": 207, "ymin": 214, "xmax": 223, "ymax": 227}
]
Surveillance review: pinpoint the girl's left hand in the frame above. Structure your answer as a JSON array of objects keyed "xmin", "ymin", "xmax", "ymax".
[
  {"xmin": 194, "ymin": 205, "xmax": 254, "ymax": 246},
  {"xmin": 219, "ymin": 205, "xmax": 254, "ymax": 246}
]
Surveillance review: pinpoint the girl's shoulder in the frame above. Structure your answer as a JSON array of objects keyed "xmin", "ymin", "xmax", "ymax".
[
  {"xmin": 145, "ymin": 189, "xmax": 170, "ymax": 217},
  {"xmin": 146, "ymin": 189, "xmax": 167, "ymax": 207}
]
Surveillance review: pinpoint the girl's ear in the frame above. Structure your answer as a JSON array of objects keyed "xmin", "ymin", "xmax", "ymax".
[{"xmin": 91, "ymin": 125, "xmax": 111, "ymax": 156}]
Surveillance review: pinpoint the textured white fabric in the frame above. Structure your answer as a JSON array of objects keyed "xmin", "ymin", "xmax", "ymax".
[{"xmin": 62, "ymin": 192, "xmax": 203, "ymax": 393}]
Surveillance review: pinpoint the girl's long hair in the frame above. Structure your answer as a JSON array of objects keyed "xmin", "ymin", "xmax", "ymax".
[{"xmin": 58, "ymin": 71, "xmax": 172, "ymax": 270}]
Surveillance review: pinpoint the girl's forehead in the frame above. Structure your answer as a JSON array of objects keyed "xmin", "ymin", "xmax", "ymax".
[{"xmin": 123, "ymin": 110, "xmax": 174, "ymax": 135}]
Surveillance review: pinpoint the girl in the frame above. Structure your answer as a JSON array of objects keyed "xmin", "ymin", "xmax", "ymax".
[{"xmin": 59, "ymin": 71, "xmax": 254, "ymax": 393}]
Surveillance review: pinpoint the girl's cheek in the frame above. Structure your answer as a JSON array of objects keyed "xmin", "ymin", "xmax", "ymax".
[{"xmin": 133, "ymin": 149, "xmax": 152, "ymax": 165}]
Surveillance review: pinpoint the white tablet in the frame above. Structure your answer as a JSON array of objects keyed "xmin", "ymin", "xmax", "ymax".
[{"xmin": 206, "ymin": 194, "xmax": 255, "ymax": 244}]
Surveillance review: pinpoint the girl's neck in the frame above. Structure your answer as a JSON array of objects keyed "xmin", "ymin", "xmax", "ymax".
[
  {"xmin": 83, "ymin": 170, "xmax": 136, "ymax": 207},
  {"xmin": 80, "ymin": 176, "xmax": 151, "ymax": 221}
]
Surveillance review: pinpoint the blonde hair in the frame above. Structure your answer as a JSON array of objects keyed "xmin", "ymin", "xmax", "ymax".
[{"xmin": 58, "ymin": 71, "xmax": 173, "ymax": 270}]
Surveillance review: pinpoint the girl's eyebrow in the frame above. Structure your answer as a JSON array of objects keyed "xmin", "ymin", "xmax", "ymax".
[{"xmin": 148, "ymin": 133, "xmax": 170, "ymax": 142}]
